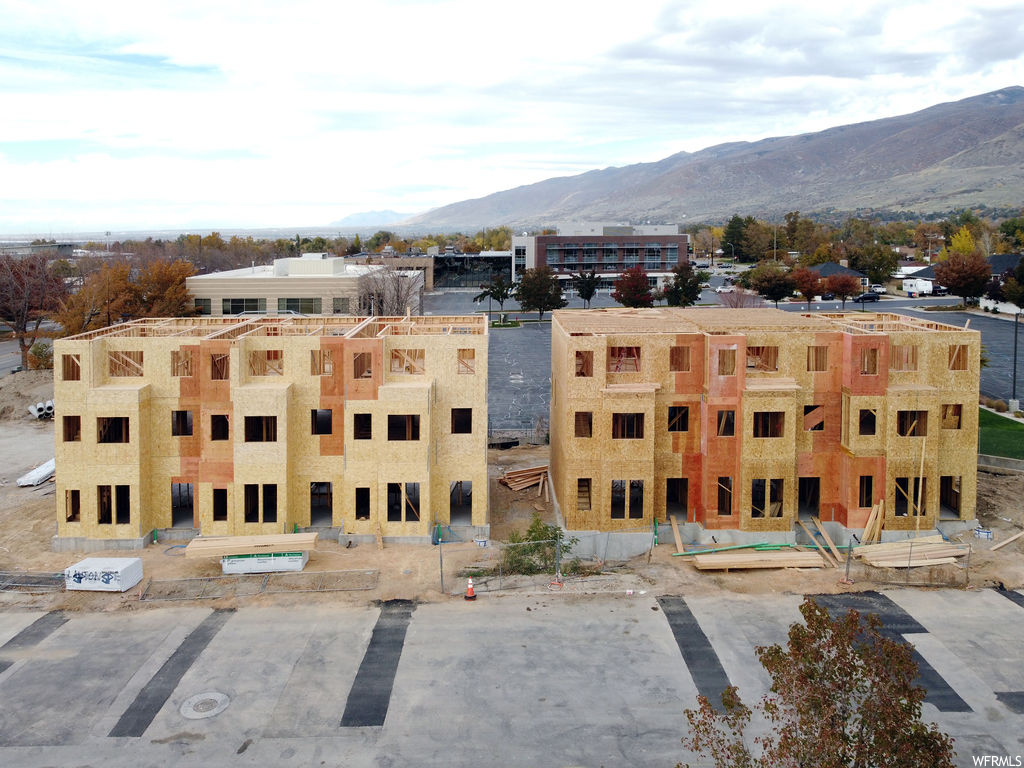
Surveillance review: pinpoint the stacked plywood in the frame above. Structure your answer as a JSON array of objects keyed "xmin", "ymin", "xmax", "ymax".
[
  {"xmin": 853, "ymin": 535, "xmax": 967, "ymax": 567},
  {"xmin": 692, "ymin": 551, "xmax": 826, "ymax": 571},
  {"xmin": 184, "ymin": 533, "xmax": 319, "ymax": 558},
  {"xmin": 499, "ymin": 465, "xmax": 549, "ymax": 499}
]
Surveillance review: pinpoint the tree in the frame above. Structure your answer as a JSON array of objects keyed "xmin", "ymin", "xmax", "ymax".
[
  {"xmin": 514, "ymin": 266, "xmax": 566, "ymax": 320},
  {"xmin": 851, "ymin": 243, "xmax": 899, "ymax": 286},
  {"xmin": 825, "ymin": 273, "xmax": 862, "ymax": 310},
  {"xmin": 54, "ymin": 262, "xmax": 136, "ymax": 336},
  {"xmin": 934, "ymin": 253, "xmax": 991, "ymax": 307},
  {"xmin": 135, "ymin": 259, "xmax": 197, "ymax": 318},
  {"xmin": 662, "ymin": 263, "xmax": 703, "ymax": 307},
  {"xmin": 723, "ymin": 215, "xmax": 747, "ymax": 261},
  {"xmin": 347, "ymin": 234, "xmax": 363, "ymax": 255},
  {"xmin": 790, "ymin": 266, "xmax": 822, "ymax": 310},
  {"xmin": 474, "ymin": 272, "xmax": 514, "ymax": 321},
  {"xmin": 0, "ymin": 254, "xmax": 68, "ymax": 367},
  {"xmin": 747, "ymin": 263, "xmax": 795, "ymax": 308},
  {"xmin": 1003, "ymin": 256, "xmax": 1024, "ymax": 310},
  {"xmin": 357, "ymin": 266, "xmax": 422, "ymax": 316},
  {"xmin": 611, "ymin": 266, "xmax": 654, "ymax": 308},
  {"xmin": 572, "ymin": 270, "xmax": 600, "ymax": 308},
  {"xmin": 682, "ymin": 598, "xmax": 955, "ymax": 768}
]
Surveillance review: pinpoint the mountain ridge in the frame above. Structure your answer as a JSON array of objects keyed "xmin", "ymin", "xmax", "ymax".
[{"xmin": 404, "ymin": 87, "xmax": 1024, "ymax": 228}]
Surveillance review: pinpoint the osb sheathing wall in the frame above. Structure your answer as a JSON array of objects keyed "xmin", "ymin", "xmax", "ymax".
[
  {"xmin": 549, "ymin": 309, "xmax": 980, "ymax": 534},
  {"xmin": 54, "ymin": 316, "xmax": 487, "ymax": 545}
]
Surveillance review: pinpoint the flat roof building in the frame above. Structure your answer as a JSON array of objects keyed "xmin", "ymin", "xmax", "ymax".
[
  {"xmin": 549, "ymin": 308, "xmax": 979, "ymax": 535},
  {"xmin": 186, "ymin": 253, "xmax": 424, "ymax": 316},
  {"xmin": 512, "ymin": 225, "xmax": 692, "ymax": 288},
  {"xmin": 53, "ymin": 314, "xmax": 487, "ymax": 550}
]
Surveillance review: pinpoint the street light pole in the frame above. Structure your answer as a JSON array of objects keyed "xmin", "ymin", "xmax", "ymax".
[{"xmin": 1013, "ymin": 311, "xmax": 1020, "ymax": 409}]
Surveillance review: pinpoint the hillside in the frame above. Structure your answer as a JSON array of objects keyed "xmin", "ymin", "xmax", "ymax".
[{"xmin": 406, "ymin": 87, "xmax": 1024, "ymax": 228}]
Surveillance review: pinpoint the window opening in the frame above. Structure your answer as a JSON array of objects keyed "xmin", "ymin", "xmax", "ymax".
[
  {"xmin": 355, "ymin": 487, "xmax": 371, "ymax": 519},
  {"xmin": 745, "ymin": 346, "xmax": 778, "ymax": 372},
  {"xmin": 858, "ymin": 475, "xmax": 873, "ymax": 508},
  {"xmin": 753, "ymin": 411, "xmax": 784, "ymax": 438},
  {"xmin": 451, "ymin": 408, "xmax": 472, "ymax": 434},
  {"xmin": 717, "ymin": 410, "xmax": 735, "ymax": 437},
  {"xmin": 62, "ymin": 354, "xmax": 81, "ymax": 381},
  {"xmin": 806, "ymin": 346, "xmax": 827, "ymax": 372},
  {"xmin": 211, "ymin": 414, "xmax": 230, "ymax": 441},
  {"xmin": 65, "ymin": 489, "xmax": 80, "ymax": 522},
  {"xmin": 63, "ymin": 415, "xmax": 81, "ymax": 442},
  {"xmin": 574, "ymin": 411, "xmax": 592, "ymax": 438},
  {"xmin": 244, "ymin": 415, "xmax": 278, "ymax": 442},
  {"xmin": 612, "ymin": 412, "xmax": 644, "ymax": 439},
  {"xmin": 108, "ymin": 350, "xmax": 144, "ymax": 377},
  {"xmin": 249, "ymin": 349, "xmax": 284, "ymax": 376},
  {"xmin": 171, "ymin": 349, "xmax": 194, "ymax": 377},
  {"xmin": 97, "ymin": 416, "xmax": 129, "ymax": 443},
  {"xmin": 668, "ymin": 406, "xmax": 689, "ymax": 432},
  {"xmin": 213, "ymin": 488, "xmax": 228, "ymax": 521},
  {"xmin": 941, "ymin": 403, "xmax": 962, "ymax": 429},
  {"xmin": 390, "ymin": 348, "xmax": 425, "ymax": 374},
  {"xmin": 669, "ymin": 346, "xmax": 690, "ymax": 372},
  {"xmin": 860, "ymin": 347, "xmax": 878, "ymax": 375},
  {"xmin": 803, "ymin": 405, "xmax": 824, "ymax": 431},
  {"xmin": 171, "ymin": 410, "xmax": 193, "ymax": 437},
  {"xmin": 353, "ymin": 352, "xmax": 373, "ymax": 379},
  {"xmin": 354, "ymin": 413, "xmax": 372, "ymax": 439},
  {"xmin": 717, "ymin": 477, "xmax": 733, "ymax": 515},
  {"xmin": 948, "ymin": 344, "xmax": 968, "ymax": 370},
  {"xmin": 718, "ymin": 349, "xmax": 736, "ymax": 376},
  {"xmin": 311, "ymin": 349, "xmax": 334, "ymax": 376},
  {"xmin": 311, "ymin": 409, "xmax": 333, "ymax": 435},
  {"xmin": 858, "ymin": 409, "xmax": 876, "ymax": 436},
  {"xmin": 457, "ymin": 348, "xmax": 475, "ymax": 374},
  {"xmin": 575, "ymin": 350, "xmax": 593, "ymax": 377},
  {"xmin": 387, "ymin": 414, "xmax": 420, "ymax": 440},
  {"xmin": 607, "ymin": 346, "xmax": 640, "ymax": 372},
  {"xmin": 211, "ymin": 353, "xmax": 230, "ymax": 380},
  {"xmin": 896, "ymin": 410, "xmax": 927, "ymax": 437},
  {"xmin": 576, "ymin": 478, "xmax": 591, "ymax": 511}
]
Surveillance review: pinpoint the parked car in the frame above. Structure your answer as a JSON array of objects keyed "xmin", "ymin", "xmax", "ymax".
[
  {"xmin": 932, "ymin": 285, "xmax": 948, "ymax": 296},
  {"xmin": 852, "ymin": 292, "xmax": 880, "ymax": 303},
  {"xmin": 870, "ymin": 284, "xmax": 886, "ymax": 294},
  {"xmin": 715, "ymin": 285, "xmax": 734, "ymax": 294},
  {"xmin": 820, "ymin": 292, "xmax": 835, "ymax": 301}
]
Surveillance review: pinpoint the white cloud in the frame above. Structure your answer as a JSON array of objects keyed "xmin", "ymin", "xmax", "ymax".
[{"xmin": 0, "ymin": 0, "xmax": 1022, "ymax": 232}]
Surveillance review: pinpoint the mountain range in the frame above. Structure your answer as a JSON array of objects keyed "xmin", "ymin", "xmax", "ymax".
[{"xmin": 404, "ymin": 87, "xmax": 1024, "ymax": 229}]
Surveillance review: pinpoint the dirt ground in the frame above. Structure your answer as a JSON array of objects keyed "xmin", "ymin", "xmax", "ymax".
[{"xmin": 2, "ymin": 369, "xmax": 1024, "ymax": 613}]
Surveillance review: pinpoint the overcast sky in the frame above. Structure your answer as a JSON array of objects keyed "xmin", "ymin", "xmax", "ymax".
[{"xmin": 2, "ymin": 0, "xmax": 1023, "ymax": 235}]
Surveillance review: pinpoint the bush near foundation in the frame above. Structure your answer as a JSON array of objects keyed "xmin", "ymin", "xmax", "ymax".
[
  {"xmin": 680, "ymin": 598, "xmax": 955, "ymax": 768},
  {"xmin": 500, "ymin": 513, "xmax": 580, "ymax": 575}
]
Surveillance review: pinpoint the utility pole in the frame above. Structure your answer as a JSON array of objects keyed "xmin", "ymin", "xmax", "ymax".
[{"xmin": 1012, "ymin": 311, "xmax": 1021, "ymax": 412}]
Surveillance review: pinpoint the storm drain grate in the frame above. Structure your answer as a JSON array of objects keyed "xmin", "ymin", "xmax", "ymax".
[{"xmin": 0, "ymin": 571, "xmax": 65, "ymax": 593}]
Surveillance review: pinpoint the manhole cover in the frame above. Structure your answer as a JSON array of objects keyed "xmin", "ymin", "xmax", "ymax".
[{"xmin": 180, "ymin": 691, "xmax": 230, "ymax": 720}]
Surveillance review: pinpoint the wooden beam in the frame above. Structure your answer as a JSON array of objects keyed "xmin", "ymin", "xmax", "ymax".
[
  {"xmin": 669, "ymin": 514, "xmax": 684, "ymax": 554},
  {"xmin": 184, "ymin": 533, "xmax": 318, "ymax": 558},
  {"xmin": 812, "ymin": 517, "xmax": 844, "ymax": 563},
  {"xmin": 991, "ymin": 529, "xmax": 1024, "ymax": 551},
  {"xmin": 798, "ymin": 520, "xmax": 837, "ymax": 567}
]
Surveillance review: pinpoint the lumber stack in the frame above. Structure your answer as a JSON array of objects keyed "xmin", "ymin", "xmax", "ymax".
[
  {"xmin": 692, "ymin": 551, "xmax": 826, "ymax": 571},
  {"xmin": 499, "ymin": 465, "xmax": 549, "ymax": 495},
  {"xmin": 860, "ymin": 500, "xmax": 885, "ymax": 544},
  {"xmin": 852, "ymin": 535, "xmax": 967, "ymax": 568},
  {"xmin": 184, "ymin": 533, "xmax": 319, "ymax": 559}
]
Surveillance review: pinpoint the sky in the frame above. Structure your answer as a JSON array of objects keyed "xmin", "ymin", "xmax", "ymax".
[{"xmin": 2, "ymin": 0, "xmax": 1023, "ymax": 235}]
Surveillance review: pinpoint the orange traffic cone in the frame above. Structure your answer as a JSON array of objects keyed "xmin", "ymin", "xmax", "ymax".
[{"xmin": 464, "ymin": 577, "xmax": 476, "ymax": 600}]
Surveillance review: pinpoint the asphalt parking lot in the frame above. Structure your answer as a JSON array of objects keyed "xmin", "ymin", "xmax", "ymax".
[{"xmin": 1, "ymin": 588, "xmax": 1021, "ymax": 767}]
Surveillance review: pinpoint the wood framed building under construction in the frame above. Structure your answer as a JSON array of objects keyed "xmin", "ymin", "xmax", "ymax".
[
  {"xmin": 53, "ymin": 314, "xmax": 488, "ymax": 550},
  {"xmin": 549, "ymin": 308, "xmax": 980, "ymax": 533}
]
